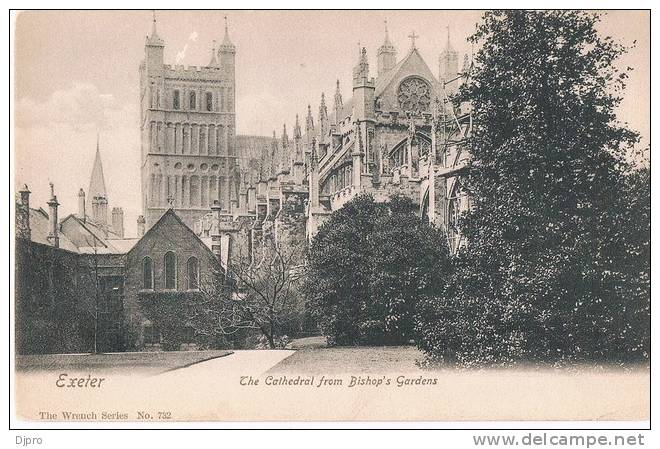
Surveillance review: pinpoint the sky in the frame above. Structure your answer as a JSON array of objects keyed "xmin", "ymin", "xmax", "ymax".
[{"xmin": 13, "ymin": 10, "xmax": 650, "ymax": 237}]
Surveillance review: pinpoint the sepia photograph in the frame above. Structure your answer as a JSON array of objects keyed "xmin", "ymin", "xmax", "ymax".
[{"xmin": 10, "ymin": 7, "xmax": 651, "ymax": 434}]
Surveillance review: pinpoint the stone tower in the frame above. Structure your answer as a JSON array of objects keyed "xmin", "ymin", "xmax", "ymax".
[
  {"xmin": 377, "ymin": 20, "xmax": 397, "ymax": 77},
  {"xmin": 439, "ymin": 27, "xmax": 459, "ymax": 95},
  {"xmin": 139, "ymin": 13, "xmax": 238, "ymax": 230}
]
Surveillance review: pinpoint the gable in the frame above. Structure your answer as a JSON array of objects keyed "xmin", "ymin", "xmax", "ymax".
[
  {"xmin": 127, "ymin": 210, "xmax": 216, "ymax": 263},
  {"xmin": 374, "ymin": 49, "xmax": 441, "ymax": 113}
]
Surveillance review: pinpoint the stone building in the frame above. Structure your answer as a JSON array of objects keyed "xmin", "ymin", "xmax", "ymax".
[
  {"xmin": 140, "ymin": 15, "xmax": 262, "ymax": 230},
  {"xmin": 15, "ymin": 18, "xmax": 474, "ymax": 354},
  {"xmin": 194, "ymin": 24, "xmax": 473, "ymax": 271},
  {"xmin": 15, "ymin": 139, "xmax": 220, "ymax": 353}
]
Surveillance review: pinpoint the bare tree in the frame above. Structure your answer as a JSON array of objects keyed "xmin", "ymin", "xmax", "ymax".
[
  {"xmin": 190, "ymin": 243, "xmax": 305, "ymax": 349},
  {"xmin": 82, "ymin": 234, "xmax": 103, "ymax": 354}
]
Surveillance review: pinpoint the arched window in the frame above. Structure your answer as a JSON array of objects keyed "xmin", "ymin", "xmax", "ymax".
[
  {"xmin": 173, "ymin": 90, "xmax": 180, "ymax": 110},
  {"xmin": 186, "ymin": 257, "xmax": 199, "ymax": 290},
  {"xmin": 189, "ymin": 91, "xmax": 197, "ymax": 110},
  {"xmin": 206, "ymin": 92, "xmax": 213, "ymax": 111},
  {"xmin": 142, "ymin": 257, "xmax": 154, "ymax": 290},
  {"xmin": 447, "ymin": 179, "xmax": 464, "ymax": 254},
  {"xmin": 164, "ymin": 251, "xmax": 177, "ymax": 289}
]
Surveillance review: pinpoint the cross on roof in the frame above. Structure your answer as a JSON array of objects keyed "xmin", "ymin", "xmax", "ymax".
[{"xmin": 408, "ymin": 30, "xmax": 419, "ymax": 48}]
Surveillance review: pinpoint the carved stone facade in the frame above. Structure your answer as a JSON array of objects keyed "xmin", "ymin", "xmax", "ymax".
[
  {"xmin": 140, "ymin": 17, "xmax": 240, "ymax": 230},
  {"xmin": 202, "ymin": 25, "xmax": 473, "ymax": 270}
]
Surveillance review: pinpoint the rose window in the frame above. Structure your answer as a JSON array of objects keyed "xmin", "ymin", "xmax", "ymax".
[{"xmin": 397, "ymin": 77, "xmax": 431, "ymax": 114}]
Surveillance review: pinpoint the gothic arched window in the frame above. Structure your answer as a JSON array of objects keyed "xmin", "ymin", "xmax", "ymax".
[
  {"xmin": 173, "ymin": 90, "xmax": 180, "ymax": 110},
  {"xmin": 189, "ymin": 91, "xmax": 197, "ymax": 110},
  {"xmin": 447, "ymin": 179, "xmax": 464, "ymax": 254},
  {"xmin": 142, "ymin": 257, "xmax": 154, "ymax": 290},
  {"xmin": 164, "ymin": 251, "xmax": 177, "ymax": 290},
  {"xmin": 206, "ymin": 92, "xmax": 213, "ymax": 112},
  {"xmin": 186, "ymin": 257, "xmax": 199, "ymax": 290}
]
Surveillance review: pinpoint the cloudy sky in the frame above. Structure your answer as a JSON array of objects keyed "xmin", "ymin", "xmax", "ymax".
[{"xmin": 13, "ymin": 10, "xmax": 649, "ymax": 237}]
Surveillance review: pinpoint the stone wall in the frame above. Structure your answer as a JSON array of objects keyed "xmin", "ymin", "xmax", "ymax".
[{"xmin": 15, "ymin": 239, "xmax": 94, "ymax": 354}]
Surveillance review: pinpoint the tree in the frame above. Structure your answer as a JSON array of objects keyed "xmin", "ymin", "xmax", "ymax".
[
  {"xmin": 416, "ymin": 11, "xmax": 649, "ymax": 365},
  {"xmin": 305, "ymin": 194, "xmax": 450, "ymax": 346},
  {"xmin": 187, "ymin": 243, "xmax": 305, "ymax": 350},
  {"xmin": 82, "ymin": 234, "xmax": 103, "ymax": 354}
]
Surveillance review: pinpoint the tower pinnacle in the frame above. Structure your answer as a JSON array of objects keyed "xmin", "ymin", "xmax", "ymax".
[
  {"xmin": 221, "ymin": 16, "xmax": 234, "ymax": 48},
  {"xmin": 377, "ymin": 20, "xmax": 397, "ymax": 76},
  {"xmin": 146, "ymin": 10, "xmax": 164, "ymax": 46}
]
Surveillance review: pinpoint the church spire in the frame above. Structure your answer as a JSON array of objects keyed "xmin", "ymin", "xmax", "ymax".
[
  {"xmin": 87, "ymin": 134, "xmax": 109, "ymax": 224},
  {"xmin": 439, "ymin": 25, "xmax": 459, "ymax": 85},
  {"xmin": 280, "ymin": 123, "xmax": 290, "ymax": 174},
  {"xmin": 305, "ymin": 104, "xmax": 315, "ymax": 135},
  {"xmin": 353, "ymin": 47, "xmax": 370, "ymax": 86},
  {"xmin": 146, "ymin": 10, "xmax": 164, "ymax": 46},
  {"xmin": 334, "ymin": 80, "xmax": 343, "ymax": 125},
  {"xmin": 218, "ymin": 16, "xmax": 236, "ymax": 69},
  {"xmin": 383, "ymin": 19, "xmax": 392, "ymax": 46},
  {"xmin": 89, "ymin": 134, "xmax": 107, "ymax": 200},
  {"xmin": 445, "ymin": 25, "xmax": 455, "ymax": 52},
  {"xmin": 293, "ymin": 114, "xmax": 303, "ymax": 163},
  {"xmin": 318, "ymin": 92, "xmax": 328, "ymax": 140},
  {"xmin": 220, "ymin": 16, "xmax": 235, "ymax": 49},
  {"xmin": 209, "ymin": 40, "xmax": 218, "ymax": 66},
  {"xmin": 377, "ymin": 20, "xmax": 397, "ymax": 76}
]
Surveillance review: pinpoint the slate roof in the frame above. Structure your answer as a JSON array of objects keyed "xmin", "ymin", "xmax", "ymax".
[{"xmin": 27, "ymin": 208, "xmax": 79, "ymax": 253}]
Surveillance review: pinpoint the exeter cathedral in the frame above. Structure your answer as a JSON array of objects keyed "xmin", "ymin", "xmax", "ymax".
[
  {"xmin": 15, "ymin": 14, "xmax": 473, "ymax": 354},
  {"xmin": 138, "ymin": 16, "xmax": 472, "ymax": 271}
]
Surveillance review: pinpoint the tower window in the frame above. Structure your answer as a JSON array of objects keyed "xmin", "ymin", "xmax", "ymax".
[
  {"xmin": 164, "ymin": 251, "xmax": 177, "ymax": 289},
  {"xmin": 186, "ymin": 257, "xmax": 199, "ymax": 290},
  {"xmin": 142, "ymin": 257, "xmax": 154, "ymax": 290},
  {"xmin": 173, "ymin": 90, "xmax": 180, "ymax": 110},
  {"xmin": 206, "ymin": 92, "xmax": 213, "ymax": 112},
  {"xmin": 189, "ymin": 92, "xmax": 197, "ymax": 110}
]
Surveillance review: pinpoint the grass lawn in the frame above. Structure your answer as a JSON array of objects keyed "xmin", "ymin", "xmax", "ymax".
[
  {"xmin": 15, "ymin": 350, "xmax": 233, "ymax": 375},
  {"xmin": 268, "ymin": 345, "xmax": 425, "ymax": 374}
]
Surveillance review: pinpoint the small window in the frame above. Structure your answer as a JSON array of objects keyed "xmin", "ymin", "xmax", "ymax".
[
  {"xmin": 206, "ymin": 92, "xmax": 213, "ymax": 111},
  {"xmin": 173, "ymin": 90, "xmax": 180, "ymax": 110},
  {"xmin": 189, "ymin": 91, "xmax": 196, "ymax": 110},
  {"xmin": 144, "ymin": 323, "xmax": 161, "ymax": 344},
  {"xmin": 164, "ymin": 251, "xmax": 177, "ymax": 289},
  {"xmin": 142, "ymin": 257, "xmax": 154, "ymax": 290},
  {"xmin": 186, "ymin": 257, "xmax": 199, "ymax": 290}
]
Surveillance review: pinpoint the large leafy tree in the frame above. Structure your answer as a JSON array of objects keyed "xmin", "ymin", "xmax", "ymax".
[
  {"xmin": 417, "ymin": 11, "xmax": 648, "ymax": 365},
  {"xmin": 305, "ymin": 194, "xmax": 450, "ymax": 346}
]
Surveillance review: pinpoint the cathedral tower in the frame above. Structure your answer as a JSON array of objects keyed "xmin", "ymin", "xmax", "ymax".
[
  {"xmin": 377, "ymin": 20, "xmax": 397, "ymax": 77},
  {"xmin": 139, "ymin": 13, "xmax": 238, "ymax": 229},
  {"xmin": 439, "ymin": 27, "xmax": 459, "ymax": 94}
]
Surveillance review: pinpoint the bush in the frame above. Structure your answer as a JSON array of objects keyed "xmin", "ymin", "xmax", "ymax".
[{"xmin": 305, "ymin": 194, "xmax": 450, "ymax": 346}]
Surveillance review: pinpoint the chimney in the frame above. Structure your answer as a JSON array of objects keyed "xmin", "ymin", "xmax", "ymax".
[
  {"xmin": 16, "ymin": 184, "xmax": 31, "ymax": 240},
  {"xmin": 47, "ymin": 183, "xmax": 59, "ymax": 248},
  {"xmin": 111, "ymin": 207, "xmax": 125, "ymax": 238},
  {"xmin": 92, "ymin": 196, "xmax": 108, "ymax": 227},
  {"xmin": 78, "ymin": 188, "xmax": 86, "ymax": 221},
  {"xmin": 137, "ymin": 215, "xmax": 146, "ymax": 237}
]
